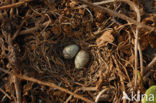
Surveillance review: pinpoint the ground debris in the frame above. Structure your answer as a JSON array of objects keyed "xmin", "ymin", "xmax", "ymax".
[{"xmin": 0, "ymin": 0, "xmax": 156, "ymax": 103}]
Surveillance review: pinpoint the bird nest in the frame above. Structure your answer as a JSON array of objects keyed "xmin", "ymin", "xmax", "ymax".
[{"xmin": 0, "ymin": 0, "xmax": 156, "ymax": 103}]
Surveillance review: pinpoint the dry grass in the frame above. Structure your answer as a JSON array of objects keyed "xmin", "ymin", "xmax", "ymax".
[{"xmin": 0, "ymin": 0, "xmax": 155, "ymax": 103}]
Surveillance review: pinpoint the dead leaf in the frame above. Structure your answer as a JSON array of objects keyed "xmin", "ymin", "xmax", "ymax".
[{"xmin": 96, "ymin": 29, "xmax": 114, "ymax": 47}]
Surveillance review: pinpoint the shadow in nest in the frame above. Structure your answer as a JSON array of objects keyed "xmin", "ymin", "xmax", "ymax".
[{"xmin": 18, "ymin": 31, "xmax": 94, "ymax": 89}]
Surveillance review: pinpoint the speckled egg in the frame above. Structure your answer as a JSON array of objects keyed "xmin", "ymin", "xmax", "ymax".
[
  {"xmin": 74, "ymin": 50, "xmax": 89, "ymax": 69},
  {"xmin": 63, "ymin": 44, "xmax": 79, "ymax": 59}
]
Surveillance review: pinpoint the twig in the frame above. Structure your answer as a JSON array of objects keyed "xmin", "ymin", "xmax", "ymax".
[
  {"xmin": 120, "ymin": 0, "xmax": 141, "ymax": 89},
  {"xmin": 77, "ymin": 0, "xmax": 155, "ymax": 31},
  {"xmin": 0, "ymin": 0, "xmax": 32, "ymax": 10},
  {"xmin": 19, "ymin": 26, "xmax": 40, "ymax": 35},
  {"xmin": 81, "ymin": 0, "xmax": 143, "ymax": 89},
  {"xmin": 0, "ymin": 88, "xmax": 11, "ymax": 100},
  {"xmin": 112, "ymin": 55, "xmax": 126, "ymax": 103},
  {"xmin": 134, "ymin": 26, "xmax": 139, "ymax": 89},
  {"xmin": 13, "ymin": 76, "xmax": 21, "ymax": 103},
  {"xmin": 146, "ymin": 56, "xmax": 156, "ymax": 71},
  {"xmin": 19, "ymin": 20, "xmax": 50, "ymax": 35},
  {"xmin": 143, "ymin": 56, "xmax": 156, "ymax": 80},
  {"xmin": 93, "ymin": 0, "xmax": 116, "ymax": 5},
  {"xmin": 0, "ymin": 68, "xmax": 94, "ymax": 103},
  {"xmin": 138, "ymin": 43, "xmax": 143, "ymax": 77},
  {"xmin": 118, "ymin": 57, "xmax": 131, "ymax": 82},
  {"xmin": 95, "ymin": 88, "xmax": 110, "ymax": 103},
  {"xmin": 65, "ymin": 87, "xmax": 97, "ymax": 103},
  {"xmin": 7, "ymin": 35, "xmax": 21, "ymax": 103},
  {"xmin": 64, "ymin": 89, "xmax": 80, "ymax": 103},
  {"xmin": 131, "ymin": 26, "xmax": 144, "ymax": 89},
  {"xmin": 12, "ymin": 9, "xmax": 31, "ymax": 40}
]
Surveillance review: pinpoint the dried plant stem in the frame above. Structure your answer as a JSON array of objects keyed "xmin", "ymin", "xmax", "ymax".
[
  {"xmin": 65, "ymin": 89, "xmax": 80, "ymax": 103},
  {"xmin": 0, "ymin": 0, "xmax": 32, "ymax": 10},
  {"xmin": 0, "ymin": 68, "xmax": 94, "ymax": 103},
  {"xmin": 12, "ymin": 18, "xmax": 26, "ymax": 40},
  {"xmin": 19, "ymin": 26, "xmax": 40, "ymax": 35},
  {"xmin": 121, "ymin": 0, "xmax": 141, "ymax": 89},
  {"xmin": 7, "ymin": 35, "xmax": 22, "ymax": 103},
  {"xmin": 117, "ymin": 52, "xmax": 131, "ymax": 82},
  {"xmin": 19, "ymin": 21, "xmax": 50, "ymax": 35},
  {"xmin": 138, "ymin": 43, "xmax": 143, "ymax": 77},
  {"xmin": 134, "ymin": 26, "xmax": 139, "ymax": 88},
  {"xmin": 119, "ymin": 0, "xmax": 142, "ymax": 90},
  {"xmin": 95, "ymin": 89, "xmax": 109, "ymax": 103},
  {"xmin": 0, "ymin": 88, "xmax": 11, "ymax": 100},
  {"xmin": 143, "ymin": 57, "xmax": 156, "ymax": 80},
  {"xmin": 112, "ymin": 56, "xmax": 126, "ymax": 103},
  {"xmin": 13, "ymin": 76, "xmax": 21, "ymax": 103},
  {"xmin": 78, "ymin": 0, "xmax": 115, "ymax": 8},
  {"xmin": 93, "ymin": 0, "xmax": 116, "ymax": 5},
  {"xmin": 81, "ymin": 0, "xmax": 143, "ymax": 89},
  {"xmin": 12, "ymin": 9, "xmax": 31, "ymax": 40},
  {"xmin": 78, "ymin": 0, "xmax": 155, "ymax": 31}
]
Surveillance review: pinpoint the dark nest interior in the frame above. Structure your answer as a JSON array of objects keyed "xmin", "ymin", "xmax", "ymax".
[{"xmin": 0, "ymin": 0, "xmax": 156, "ymax": 103}]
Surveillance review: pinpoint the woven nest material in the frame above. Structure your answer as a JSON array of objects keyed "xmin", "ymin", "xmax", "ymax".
[{"xmin": 0, "ymin": 0, "xmax": 156, "ymax": 103}]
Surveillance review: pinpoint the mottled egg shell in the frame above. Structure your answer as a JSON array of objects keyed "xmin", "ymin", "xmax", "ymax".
[
  {"xmin": 63, "ymin": 44, "xmax": 79, "ymax": 59},
  {"xmin": 74, "ymin": 50, "xmax": 89, "ymax": 69}
]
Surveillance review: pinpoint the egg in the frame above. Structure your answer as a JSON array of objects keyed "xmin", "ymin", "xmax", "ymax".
[
  {"xmin": 63, "ymin": 44, "xmax": 79, "ymax": 59},
  {"xmin": 74, "ymin": 50, "xmax": 89, "ymax": 69}
]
